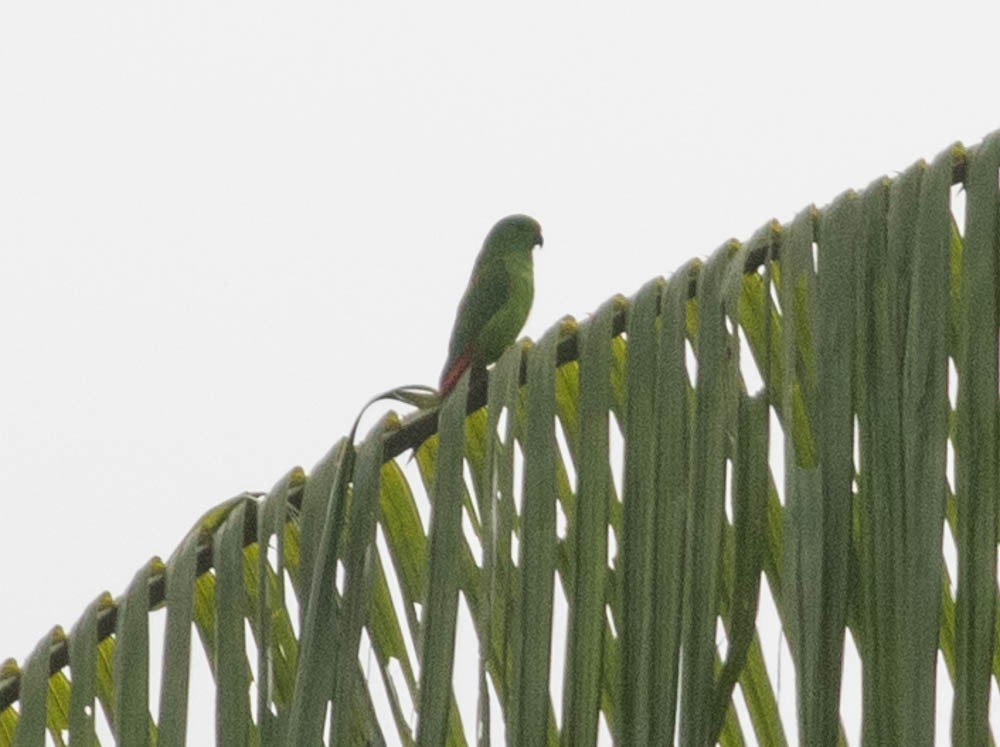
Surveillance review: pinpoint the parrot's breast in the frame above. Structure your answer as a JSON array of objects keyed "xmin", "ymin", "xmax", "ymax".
[{"xmin": 475, "ymin": 255, "xmax": 534, "ymax": 365}]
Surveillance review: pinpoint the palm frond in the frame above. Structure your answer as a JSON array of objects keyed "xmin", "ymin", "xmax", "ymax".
[{"xmin": 3, "ymin": 131, "xmax": 1000, "ymax": 745}]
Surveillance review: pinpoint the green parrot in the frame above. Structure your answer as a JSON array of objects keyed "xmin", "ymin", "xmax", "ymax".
[{"xmin": 439, "ymin": 214, "xmax": 544, "ymax": 395}]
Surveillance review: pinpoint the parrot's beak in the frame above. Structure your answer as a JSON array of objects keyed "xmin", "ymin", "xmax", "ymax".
[{"xmin": 537, "ymin": 234, "xmax": 544, "ymax": 249}]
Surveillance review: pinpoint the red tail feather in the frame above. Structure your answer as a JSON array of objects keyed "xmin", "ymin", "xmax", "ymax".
[{"xmin": 439, "ymin": 353, "xmax": 473, "ymax": 396}]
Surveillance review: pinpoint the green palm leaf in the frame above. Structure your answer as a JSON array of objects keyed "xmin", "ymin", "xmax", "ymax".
[{"xmin": 3, "ymin": 130, "xmax": 1000, "ymax": 745}]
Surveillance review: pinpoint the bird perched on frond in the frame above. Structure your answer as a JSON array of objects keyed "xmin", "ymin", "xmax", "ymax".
[{"xmin": 439, "ymin": 214, "xmax": 543, "ymax": 396}]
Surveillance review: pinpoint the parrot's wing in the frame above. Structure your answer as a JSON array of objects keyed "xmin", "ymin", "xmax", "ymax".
[{"xmin": 440, "ymin": 257, "xmax": 512, "ymax": 384}]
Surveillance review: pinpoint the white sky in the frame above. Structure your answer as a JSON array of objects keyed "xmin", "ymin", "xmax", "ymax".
[{"xmin": 3, "ymin": 1, "xmax": 1000, "ymax": 741}]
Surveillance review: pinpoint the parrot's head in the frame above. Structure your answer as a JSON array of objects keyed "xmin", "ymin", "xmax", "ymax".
[{"xmin": 487, "ymin": 214, "xmax": 544, "ymax": 255}]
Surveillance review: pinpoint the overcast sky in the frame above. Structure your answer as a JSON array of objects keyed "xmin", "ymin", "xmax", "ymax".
[{"xmin": 3, "ymin": 0, "xmax": 1000, "ymax": 740}]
